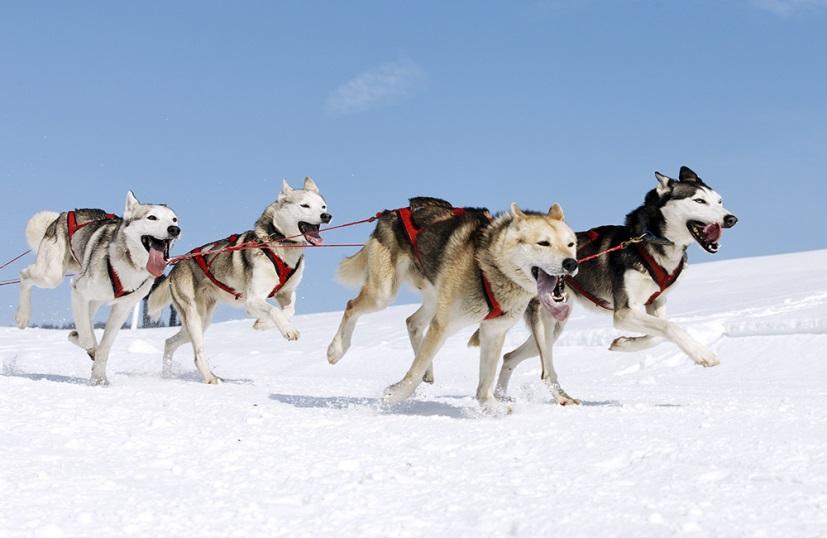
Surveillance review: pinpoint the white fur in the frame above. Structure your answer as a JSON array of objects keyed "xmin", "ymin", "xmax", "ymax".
[{"xmin": 25, "ymin": 211, "xmax": 60, "ymax": 252}]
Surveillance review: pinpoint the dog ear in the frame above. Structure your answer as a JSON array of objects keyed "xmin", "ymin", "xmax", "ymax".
[
  {"xmin": 510, "ymin": 202, "xmax": 527, "ymax": 221},
  {"xmin": 679, "ymin": 166, "xmax": 701, "ymax": 183},
  {"xmin": 278, "ymin": 179, "xmax": 293, "ymax": 202},
  {"xmin": 303, "ymin": 177, "xmax": 319, "ymax": 193},
  {"xmin": 124, "ymin": 191, "xmax": 140, "ymax": 218},
  {"xmin": 548, "ymin": 203, "xmax": 565, "ymax": 221},
  {"xmin": 654, "ymin": 172, "xmax": 674, "ymax": 196}
]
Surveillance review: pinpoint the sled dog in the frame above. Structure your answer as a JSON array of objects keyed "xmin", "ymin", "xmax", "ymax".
[
  {"xmin": 496, "ymin": 166, "xmax": 738, "ymax": 403},
  {"xmin": 148, "ymin": 177, "xmax": 330, "ymax": 384},
  {"xmin": 327, "ymin": 197, "xmax": 578, "ymax": 409},
  {"xmin": 16, "ymin": 192, "xmax": 180, "ymax": 385}
]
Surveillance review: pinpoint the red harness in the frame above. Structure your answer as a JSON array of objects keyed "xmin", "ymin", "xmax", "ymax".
[
  {"xmin": 394, "ymin": 206, "xmax": 505, "ymax": 320},
  {"xmin": 66, "ymin": 210, "xmax": 139, "ymax": 298},
  {"xmin": 565, "ymin": 229, "xmax": 684, "ymax": 310},
  {"xmin": 191, "ymin": 234, "xmax": 300, "ymax": 300}
]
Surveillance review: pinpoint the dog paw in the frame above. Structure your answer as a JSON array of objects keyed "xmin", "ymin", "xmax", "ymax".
[
  {"xmin": 89, "ymin": 375, "xmax": 109, "ymax": 386},
  {"xmin": 478, "ymin": 398, "xmax": 512, "ymax": 417},
  {"xmin": 609, "ymin": 336, "xmax": 636, "ymax": 352},
  {"xmin": 382, "ymin": 380, "xmax": 415, "ymax": 405},
  {"xmin": 327, "ymin": 340, "xmax": 344, "ymax": 364},
  {"xmin": 253, "ymin": 318, "xmax": 274, "ymax": 331},
  {"xmin": 694, "ymin": 352, "xmax": 720, "ymax": 368},
  {"xmin": 422, "ymin": 370, "xmax": 434, "ymax": 384},
  {"xmin": 205, "ymin": 376, "xmax": 224, "ymax": 385},
  {"xmin": 279, "ymin": 325, "xmax": 300, "ymax": 341},
  {"xmin": 15, "ymin": 309, "xmax": 29, "ymax": 329}
]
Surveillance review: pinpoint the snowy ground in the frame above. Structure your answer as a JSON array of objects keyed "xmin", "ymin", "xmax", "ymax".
[{"xmin": 1, "ymin": 250, "xmax": 826, "ymax": 538}]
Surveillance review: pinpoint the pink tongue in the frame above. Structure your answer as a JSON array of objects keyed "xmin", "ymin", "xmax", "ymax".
[
  {"xmin": 306, "ymin": 233, "xmax": 324, "ymax": 246},
  {"xmin": 146, "ymin": 247, "xmax": 167, "ymax": 277},
  {"xmin": 537, "ymin": 271, "xmax": 572, "ymax": 322},
  {"xmin": 703, "ymin": 223, "xmax": 722, "ymax": 242}
]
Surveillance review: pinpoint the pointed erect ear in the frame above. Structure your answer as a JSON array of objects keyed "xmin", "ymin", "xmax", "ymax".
[
  {"xmin": 278, "ymin": 179, "xmax": 293, "ymax": 202},
  {"xmin": 124, "ymin": 191, "xmax": 139, "ymax": 217},
  {"xmin": 548, "ymin": 203, "xmax": 565, "ymax": 221},
  {"xmin": 510, "ymin": 202, "xmax": 526, "ymax": 221},
  {"xmin": 654, "ymin": 172, "xmax": 674, "ymax": 196},
  {"xmin": 303, "ymin": 176, "xmax": 319, "ymax": 193},
  {"xmin": 679, "ymin": 166, "xmax": 700, "ymax": 183}
]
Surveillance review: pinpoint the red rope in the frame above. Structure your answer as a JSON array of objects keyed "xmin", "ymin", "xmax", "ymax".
[
  {"xmin": 577, "ymin": 235, "xmax": 646, "ymax": 264},
  {"xmin": 0, "ymin": 249, "xmax": 31, "ymax": 271}
]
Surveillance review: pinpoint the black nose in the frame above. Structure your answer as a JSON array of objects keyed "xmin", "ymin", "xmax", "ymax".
[
  {"xmin": 723, "ymin": 214, "xmax": 738, "ymax": 228},
  {"xmin": 167, "ymin": 225, "xmax": 181, "ymax": 237},
  {"xmin": 321, "ymin": 213, "xmax": 332, "ymax": 224},
  {"xmin": 562, "ymin": 258, "xmax": 578, "ymax": 274}
]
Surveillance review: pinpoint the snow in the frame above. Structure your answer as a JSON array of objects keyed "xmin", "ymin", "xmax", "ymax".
[{"xmin": 1, "ymin": 249, "xmax": 826, "ymax": 538}]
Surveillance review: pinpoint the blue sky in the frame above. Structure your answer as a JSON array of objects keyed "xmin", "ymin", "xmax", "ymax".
[{"xmin": 1, "ymin": 0, "xmax": 825, "ymax": 326}]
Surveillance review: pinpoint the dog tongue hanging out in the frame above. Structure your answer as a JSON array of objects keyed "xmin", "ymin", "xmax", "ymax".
[{"xmin": 536, "ymin": 271, "xmax": 571, "ymax": 321}]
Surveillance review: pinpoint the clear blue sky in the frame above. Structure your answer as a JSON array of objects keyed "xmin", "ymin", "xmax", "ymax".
[{"xmin": 1, "ymin": 0, "xmax": 825, "ymax": 326}]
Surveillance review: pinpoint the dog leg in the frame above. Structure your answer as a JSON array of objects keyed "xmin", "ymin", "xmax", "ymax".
[
  {"xmin": 328, "ymin": 249, "xmax": 400, "ymax": 364},
  {"xmin": 16, "ymin": 248, "xmax": 67, "ymax": 329},
  {"xmin": 406, "ymin": 293, "xmax": 437, "ymax": 383},
  {"xmin": 530, "ymin": 308, "xmax": 578, "ymax": 405},
  {"xmin": 613, "ymin": 307, "xmax": 719, "ymax": 367},
  {"xmin": 253, "ymin": 291, "xmax": 296, "ymax": 331},
  {"xmin": 610, "ymin": 301, "xmax": 665, "ymax": 352},
  {"xmin": 176, "ymin": 300, "xmax": 222, "ymax": 384},
  {"xmin": 162, "ymin": 328, "xmax": 190, "ymax": 378},
  {"xmin": 245, "ymin": 297, "xmax": 299, "ymax": 341},
  {"xmin": 69, "ymin": 289, "xmax": 98, "ymax": 359},
  {"xmin": 475, "ymin": 321, "xmax": 509, "ymax": 411},
  {"xmin": 383, "ymin": 315, "xmax": 450, "ymax": 405},
  {"xmin": 496, "ymin": 337, "xmax": 539, "ymax": 398},
  {"xmin": 89, "ymin": 301, "xmax": 133, "ymax": 386}
]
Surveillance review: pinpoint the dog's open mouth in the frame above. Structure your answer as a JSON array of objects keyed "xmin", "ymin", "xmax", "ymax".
[
  {"xmin": 141, "ymin": 235, "xmax": 171, "ymax": 277},
  {"xmin": 298, "ymin": 222, "xmax": 324, "ymax": 246},
  {"xmin": 532, "ymin": 267, "xmax": 571, "ymax": 321},
  {"xmin": 687, "ymin": 221, "xmax": 722, "ymax": 254}
]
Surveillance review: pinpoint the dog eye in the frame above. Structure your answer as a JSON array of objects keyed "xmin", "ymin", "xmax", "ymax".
[
  {"xmin": 300, "ymin": 204, "xmax": 310, "ymax": 209},
  {"xmin": 568, "ymin": 242, "xmax": 575, "ymax": 248},
  {"xmin": 694, "ymin": 198, "xmax": 707, "ymax": 205},
  {"xmin": 172, "ymin": 218, "xmax": 178, "ymax": 223},
  {"xmin": 537, "ymin": 241, "xmax": 550, "ymax": 247},
  {"xmin": 147, "ymin": 215, "xmax": 158, "ymax": 221}
]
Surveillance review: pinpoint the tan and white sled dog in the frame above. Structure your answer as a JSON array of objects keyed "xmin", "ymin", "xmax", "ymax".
[
  {"xmin": 327, "ymin": 197, "xmax": 578, "ymax": 409},
  {"xmin": 148, "ymin": 177, "xmax": 331, "ymax": 383}
]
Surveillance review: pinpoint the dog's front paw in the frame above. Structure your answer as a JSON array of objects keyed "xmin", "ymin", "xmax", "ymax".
[
  {"xmin": 382, "ymin": 380, "xmax": 415, "ymax": 405},
  {"xmin": 693, "ymin": 352, "xmax": 720, "ymax": 368},
  {"xmin": 478, "ymin": 398, "xmax": 512, "ymax": 417},
  {"xmin": 205, "ymin": 375, "xmax": 224, "ymax": 385},
  {"xmin": 15, "ymin": 306, "xmax": 30, "ymax": 329},
  {"xmin": 89, "ymin": 375, "xmax": 109, "ymax": 386},
  {"xmin": 281, "ymin": 325, "xmax": 300, "ymax": 341},
  {"xmin": 609, "ymin": 336, "xmax": 637, "ymax": 352},
  {"xmin": 253, "ymin": 318, "xmax": 274, "ymax": 331},
  {"xmin": 422, "ymin": 369, "xmax": 434, "ymax": 384}
]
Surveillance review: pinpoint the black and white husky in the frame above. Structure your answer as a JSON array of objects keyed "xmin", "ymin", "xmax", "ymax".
[
  {"xmin": 16, "ymin": 192, "xmax": 180, "ymax": 385},
  {"xmin": 496, "ymin": 166, "xmax": 738, "ymax": 404}
]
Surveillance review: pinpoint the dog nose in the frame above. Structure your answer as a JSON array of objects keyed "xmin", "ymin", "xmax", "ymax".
[
  {"xmin": 167, "ymin": 225, "xmax": 181, "ymax": 238},
  {"xmin": 562, "ymin": 258, "xmax": 578, "ymax": 274},
  {"xmin": 321, "ymin": 213, "xmax": 332, "ymax": 224},
  {"xmin": 723, "ymin": 214, "xmax": 738, "ymax": 228}
]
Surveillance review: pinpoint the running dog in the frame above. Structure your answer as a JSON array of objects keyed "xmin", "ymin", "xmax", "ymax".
[
  {"xmin": 147, "ymin": 177, "xmax": 330, "ymax": 384},
  {"xmin": 496, "ymin": 166, "xmax": 738, "ymax": 403},
  {"xmin": 327, "ymin": 197, "xmax": 578, "ymax": 409},
  {"xmin": 16, "ymin": 192, "xmax": 180, "ymax": 385}
]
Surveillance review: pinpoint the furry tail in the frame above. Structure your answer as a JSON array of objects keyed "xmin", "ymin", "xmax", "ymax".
[
  {"xmin": 336, "ymin": 246, "xmax": 369, "ymax": 287},
  {"xmin": 25, "ymin": 211, "xmax": 60, "ymax": 252},
  {"xmin": 467, "ymin": 329, "xmax": 480, "ymax": 348},
  {"xmin": 147, "ymin": 275, "xmax": 173, "ymax": 322}
]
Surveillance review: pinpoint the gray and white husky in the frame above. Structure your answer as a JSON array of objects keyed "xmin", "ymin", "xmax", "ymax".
[
  {"xmin": 147, "ymin": 177, "xmax": 331, "ymax": 384},
  {"xmin": 495, "ymin": 166, "xmax": 738, "ymax": 404},
  {"xmin": 327, "ymin": 197, "xmax": 578, "ymax": 409},
  {"xmin": 16, "ymin": 192, "xmax": 180, "ymax": 385}
]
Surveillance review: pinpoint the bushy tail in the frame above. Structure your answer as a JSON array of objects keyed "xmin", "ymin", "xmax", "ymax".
[
  {"xmin": 25, "ymin": 211, "xmax": 60, "ymax": 252},
  {"xmin": 336, "ymin": 246, "xmax": 369, "ymax": 287},
  {"xmin": 467, "ymin": 329, "xmax": 481, "ymax": 348},
  {"xmin": 147, "ymin": 275, "xmax": 173, "ymax": 322}
]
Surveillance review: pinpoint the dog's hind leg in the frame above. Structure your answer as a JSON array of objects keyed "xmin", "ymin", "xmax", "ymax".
[
  {"xmin": 177, "ymin": 302, "xmax": 222, "ymax": 384},
  {"xmin": 89, "ymin": 301, "xmax": 134, "ymax": 386},
  {"xmin": 162, "ymin": 328, "xmax": 190, "ymax": 378},
  {"xmin": 68, "ymin": 289, "xmax": 98, "ymax": 359},
  {"xmin": 609, "ymin": 301, "xmax": 665, "ymax": 352},
  {"xmin": 16, "ymin": 239, "xmax": 68, "ymax": 329},
  {"xmin": 406, "ymin": 290, "xmax": 437, "ymax": 383},
  {"xmin": 327, "ymin": 243, "xmax": 400, "ymax": 365}
]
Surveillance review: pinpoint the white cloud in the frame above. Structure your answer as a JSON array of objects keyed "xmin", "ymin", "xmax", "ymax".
[
  {"xmin": 753, "ymin": 0, "xmax": 827, "ymax": 15},
  {"xmin": 325, "ymin": 60, "xmax": 426, "ymax": 116}
]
